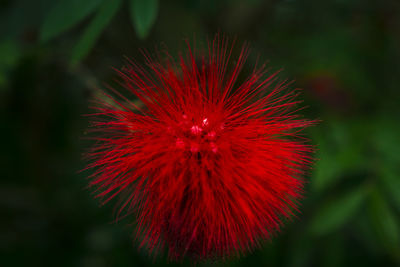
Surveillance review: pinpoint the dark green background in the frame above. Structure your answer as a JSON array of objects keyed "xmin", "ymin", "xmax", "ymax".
[{"xmin": 1, "ymin": 0, "xmax": 400, "ymax": 266}]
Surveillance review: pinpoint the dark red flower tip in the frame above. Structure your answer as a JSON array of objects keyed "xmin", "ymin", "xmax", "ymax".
[{"xmin": 85, "ymin": 36, "xmax": 314, "ymax": 261}]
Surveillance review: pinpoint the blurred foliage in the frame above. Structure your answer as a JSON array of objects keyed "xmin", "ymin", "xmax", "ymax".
[{"xmin": 1, "ymin": 0, "xmax": 400, "ymax": 266}]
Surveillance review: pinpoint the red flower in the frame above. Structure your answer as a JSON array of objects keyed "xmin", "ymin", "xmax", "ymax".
[{"xmin": 86, "ymin": 37, "xmax": 314, "ymax": 260}]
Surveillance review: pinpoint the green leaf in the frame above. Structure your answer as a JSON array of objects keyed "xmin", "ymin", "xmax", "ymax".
[
  {"xmin": 368, "ymin": 188, "xmax": 400, "ymax": 255},
  {"xmin": 312, "ymin": 138, "xmax": 341, "ymax": 193},
  {"xmin": 379, "ymin": 164, "xmax": 400, "ymax": 212},
  {"xmin": 373, "ymin": 118, "xmax": 400, "ymax": 210},
  {"xmin": 311, "ymin": 120, "xmax": 367, "ymax": 193},
  {"xmin": 0, "ymin": 41, "xmax": 20, "ymax": 68},
  {"xmin": 310, "ymin": 185, "xmax": 367, "ymax": 236},
  {"xmin": 373, "ymin": 118, "xmax": 400, "ymax": 164},
  {"xmin": 0, "ymin": 40, "xmax": 21, "ymax": 88},
  {"xmin": 382, "ymin": 172, "xmax": 400, "ymax": 214},
  {"xmin": 70, "ymin": 0, "xmax": 122, "ymax": 66},
  {"xmin": 40, "ymin": 0, "xmax": 104, "ymax": 42},
  {"xmin": 129, "ymin": 0, "xmax": 159, "ymax": 39}
]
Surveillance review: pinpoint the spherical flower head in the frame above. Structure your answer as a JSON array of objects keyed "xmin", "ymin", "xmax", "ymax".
[{"xmin": 86, "ymin": 37, "xmax": 314, "ymax": 261}]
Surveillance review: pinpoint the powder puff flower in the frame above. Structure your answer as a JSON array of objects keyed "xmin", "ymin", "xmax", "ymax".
[{"xmin": 85, "ymin": 37, "xmax": 314, "ymax": 260}]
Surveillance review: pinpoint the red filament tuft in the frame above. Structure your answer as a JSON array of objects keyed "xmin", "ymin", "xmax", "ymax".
[{"xmin": 85, "ymin": 37, "xmax": 314, "ymax": 261}]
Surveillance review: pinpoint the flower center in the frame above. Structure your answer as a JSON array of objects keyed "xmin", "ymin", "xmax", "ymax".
[{"xmin": 174, "ymin": 116, "xmax": 219, "ymax": 154}]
